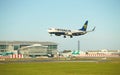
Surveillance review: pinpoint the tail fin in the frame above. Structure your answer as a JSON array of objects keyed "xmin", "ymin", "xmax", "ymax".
[{"xmin": 79, "ymin": 20, "xmax": 88, "ymax": 31}]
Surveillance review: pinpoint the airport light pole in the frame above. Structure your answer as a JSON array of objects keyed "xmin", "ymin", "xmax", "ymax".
[{"xmin": 78, "ymin": 40, "xmax": 80, "ymax": 52}]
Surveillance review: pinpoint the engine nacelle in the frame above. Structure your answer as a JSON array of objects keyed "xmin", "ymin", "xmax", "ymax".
[
  {"xmin": 65, "ymin": 32, "xmax": 72, "ymax": 36},
  {"xmin": 55, "ymin": 34, "xmax": 61, "ymax": 36}
]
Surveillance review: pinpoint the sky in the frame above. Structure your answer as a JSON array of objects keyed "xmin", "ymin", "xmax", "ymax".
[{"xmin": 0, "ymin": 0, "xmax": 120, "ymax": 51}]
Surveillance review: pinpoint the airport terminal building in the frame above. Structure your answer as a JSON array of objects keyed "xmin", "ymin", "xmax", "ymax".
[{"xmin": 0, "ymin": 41, "xmax": 58, "ymax": 58}]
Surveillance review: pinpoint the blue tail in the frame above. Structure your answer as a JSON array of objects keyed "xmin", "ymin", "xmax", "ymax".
[{"xmin": 79, "ymin": 20, "xmax": 88, "ymax": 31}]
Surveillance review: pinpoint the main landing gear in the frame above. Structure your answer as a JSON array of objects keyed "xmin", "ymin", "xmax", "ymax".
[
  {"xmin": 70, "ymin": 35, "xmax": 73, "ymax": 38},
  {"xmin": 64, "ymin": 35, "xmax": 66, "ymax": 38},
  {"xmin": 64, "ymin": 35, "xmax": 73, "ymax": 38}
]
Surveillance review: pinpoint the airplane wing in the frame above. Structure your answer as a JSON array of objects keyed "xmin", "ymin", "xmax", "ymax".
[
  {"xmin": 70, "ymin": 31, "xmax": 86, "ymax": 36},
  {"xmin": 55, "ymin": 32, "xmax": 66, "ymax": 36}
]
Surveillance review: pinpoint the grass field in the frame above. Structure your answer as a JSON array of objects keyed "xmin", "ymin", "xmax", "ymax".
[{"xmin": 0, "ymin": 58, "xmax": 120, "ymax": 75}]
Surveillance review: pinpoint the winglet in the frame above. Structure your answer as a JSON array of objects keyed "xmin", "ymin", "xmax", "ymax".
[{"xmin": 92, "ymin": 26, "xmax": 96, "ymax": 31}]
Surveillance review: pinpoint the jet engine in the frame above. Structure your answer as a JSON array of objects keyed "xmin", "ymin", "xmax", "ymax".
[{"xmin": 65, "ymin": 32, "xmax": 72, "ymax": 36}]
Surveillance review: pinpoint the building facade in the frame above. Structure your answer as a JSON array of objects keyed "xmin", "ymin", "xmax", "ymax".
[{"xmin": 0, "ymin": 41, "xmax": 58, "ymax": 58}]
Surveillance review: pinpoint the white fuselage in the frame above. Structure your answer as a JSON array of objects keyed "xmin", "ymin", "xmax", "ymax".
[
  {"xmin": 48, "ymin": 28, "xmax": 86, "ymax": 38},
  {"xmin": 48, "ymin": 20, "xmax": 95, "ymax": 38}
]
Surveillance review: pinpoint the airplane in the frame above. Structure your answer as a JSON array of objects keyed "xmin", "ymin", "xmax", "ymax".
[{"xmin": 48, "ymin": 20, "xmax": 95, "ymax": 38}]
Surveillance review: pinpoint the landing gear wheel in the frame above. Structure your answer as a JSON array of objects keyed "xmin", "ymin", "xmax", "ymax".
[
  {"xmin": 64, "ymin": 35, "xmax": 66, "ymax": 38},
  {"xmin": 70, "ymin": 35, "xmax": 73, "ymax": 38}
]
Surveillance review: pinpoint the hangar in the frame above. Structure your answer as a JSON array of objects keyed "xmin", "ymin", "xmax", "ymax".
[{"xmin": 0, "ymin": 41, "xmax": 58, "ymax": 58}]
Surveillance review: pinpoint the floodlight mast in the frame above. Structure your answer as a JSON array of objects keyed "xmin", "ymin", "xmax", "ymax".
[{"xmin": 78, "ymin": 40, "xmax": 80, "ymax": 52}]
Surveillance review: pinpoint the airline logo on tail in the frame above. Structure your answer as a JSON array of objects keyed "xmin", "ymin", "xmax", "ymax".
[
  {"xmin": 79, "ymin": 20, "xmax": 88, "ymax": 31},
  {"xmin": 48, "ymin": 20, "xmax": 95, "ymax": 38}
]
